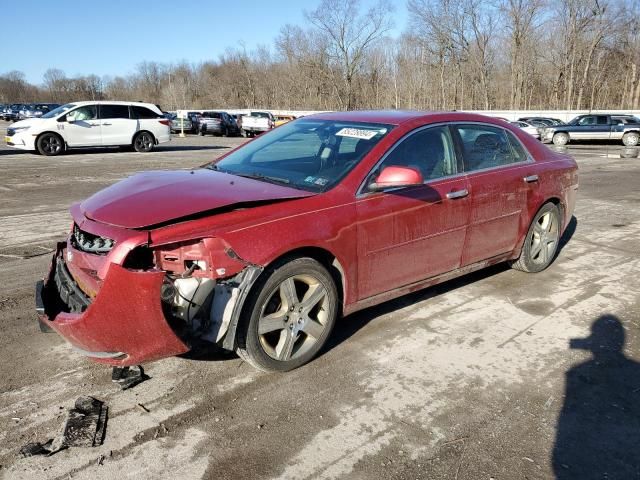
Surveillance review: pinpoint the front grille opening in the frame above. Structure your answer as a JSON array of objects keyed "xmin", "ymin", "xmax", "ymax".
[
  {"xmin": 71, "ymin": 224, "xmax": 115, "ymax": 255},
  {"xmin": 123, "ymin": 246, "xmax": 155, "ymax": 270}
]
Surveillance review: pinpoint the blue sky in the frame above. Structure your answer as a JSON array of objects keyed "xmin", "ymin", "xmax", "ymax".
[{"xmin": 6, "ymin": 0, "xmax": 408, "ymax": 84}]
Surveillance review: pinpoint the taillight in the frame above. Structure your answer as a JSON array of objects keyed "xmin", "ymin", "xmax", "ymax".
[{"xmin": 159, "ymin": 119, "xmax": 170, "ymax": 126}]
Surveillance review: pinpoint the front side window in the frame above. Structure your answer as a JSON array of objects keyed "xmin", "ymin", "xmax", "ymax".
[
  {"xmin": 578, "ymin": 116, "xmax": 595, "ymax": 126},
  {"xmin": 455, "ymin": 124, "xmax": 519, "ymax": 171},
  {"xmin": 377, "ymin": 125, "xmax": 457, "ymax": 181},
  {"xmin": 100, "ymin": 104, "xmax": 130, "ymax": 119},
  {"xmin": 67, "ymin": 105, "xmax": 97, "ymax": 121},
  {"xmin": 210, "ymin": 119, "xmax": 392, "ymax": 192}
]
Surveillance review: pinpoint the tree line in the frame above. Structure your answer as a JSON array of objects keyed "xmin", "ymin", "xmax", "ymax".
[{"xmin": 2, "ymin": 0, "xmax": 639, "ymax": 112}]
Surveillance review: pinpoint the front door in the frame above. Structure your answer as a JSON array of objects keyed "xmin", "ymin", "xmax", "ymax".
[
  {"xmin": 356, "ymin": 125, "xmax": 470, "ymax": 300},
  {"xmin": 99, "ymin": 104, "xmax": 137, "ymax": 146},
  {"xmin": 63, "ymin": 104, "xmax": 101, "ymax": 146}
]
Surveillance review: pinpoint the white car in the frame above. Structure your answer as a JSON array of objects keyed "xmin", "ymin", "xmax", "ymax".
[
  {"xmin": 510, "ymin": 121, "xmax": 541, "ymax": 140},
  {"xmin": 4, "ymin": 101, "xmax": 171, "ymax": 156}
]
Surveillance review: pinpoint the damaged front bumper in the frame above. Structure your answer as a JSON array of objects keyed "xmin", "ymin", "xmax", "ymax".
[{"xmin": 36, "ymin": 243, "xmax": 190, "ymax": 366}]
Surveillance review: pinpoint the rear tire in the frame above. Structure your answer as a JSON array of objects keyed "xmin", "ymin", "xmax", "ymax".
[
  {"xmin": 511, "ymin": 203, "xmax": 561, "ymax": 273},
  {"xmin": 552, "ymin": 132, "xmax": 569, "ymax": 146},
  {"xmin": 236, "ymin": 257, "xmax": 338, "ymax": 372},
  {"xmin": 622, "ymin": 132, "xmax": 639, "ymax": 147},
  {"xmin": 133, "ymin": 131, "xmax": 154, "ymax": 153},
  {"xmin": 36, "ymin": 133, "xmax": 64, "ymax": 156}
]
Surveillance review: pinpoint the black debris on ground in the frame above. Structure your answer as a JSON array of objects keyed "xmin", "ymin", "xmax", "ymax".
[
  {"xmin": 111, "ymin": 365, "xmax": 149, "ymax": 390},
  {"xmin": 19, "ymin": 396, "xmax": 108, "ymax": 458}
]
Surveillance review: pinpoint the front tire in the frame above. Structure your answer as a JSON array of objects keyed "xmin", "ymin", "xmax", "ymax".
[
  {"xmin": 552, "ymin": 132, "xmax": 569, "ymax": 146},
  {"xmin": 512, "ymin": 203, "xmax": 561, "ymax": 273},
  {"xmin": 36, "ymin": 133, "xmax": 64, "ymax": 156},
  {"xmin": 236, "ymin": 257, "xmax": 338, "ymax": 372},
  {"xmin": 133, "ymin": 131, "xmax": 155, "ymax": 152},
  {"xmin": 622, "ymin": 132, "xmax": 639, "ymax": 147}
]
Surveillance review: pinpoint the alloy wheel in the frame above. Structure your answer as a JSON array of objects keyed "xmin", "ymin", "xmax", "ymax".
[
  {"xmin": 529, "ymin": 211, "xmax": 559, "ymax": 265},
  {"xmin": 135, "ymin": 133, "xmax": 153, "ymax": 151},
  {"xmin": 42, "ymin": 135, "xmax": 62, "ymax": 154},
  {"xmin": 257, "ymin": 274, "xmax": 330, "ymax": 361}
]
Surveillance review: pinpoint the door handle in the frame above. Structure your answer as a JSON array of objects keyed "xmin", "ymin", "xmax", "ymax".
[
  {"xmin": 102, "ymin": 122, "xmax": 112, "ymax": 126},
  {"xmin": 88, "ymin": 123, "xmax": 100, "ymax": 127},
  {"xmin": 524, "ymin": 175, "xmax": 539, "ymax": 183},
  {"xmin": 446, "ymin": 189, "xmax": 469, "ymax": 200}
]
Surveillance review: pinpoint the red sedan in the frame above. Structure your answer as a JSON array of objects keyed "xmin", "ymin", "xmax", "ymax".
[{"xmin": 37, "ymin": 111, "xmax": 578, "ymax": 372}]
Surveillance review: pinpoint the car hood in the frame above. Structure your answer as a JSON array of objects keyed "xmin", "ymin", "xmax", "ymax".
[
  {"xmin": 80, "ymin": 169, "xmax": 315, "ymax": 229},
  {"xmin": 9, "ymin": 118, "xmax": 40, "ymax": 129}
]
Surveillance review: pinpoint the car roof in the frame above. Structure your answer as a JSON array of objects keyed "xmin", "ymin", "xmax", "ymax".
[
  {"xmin": 66, "ymin": 100, "xmax": 159, "ymax": 109},
  {"xmin": 306, "ymin": 110, "xmax": 511, "ymax": 126}
]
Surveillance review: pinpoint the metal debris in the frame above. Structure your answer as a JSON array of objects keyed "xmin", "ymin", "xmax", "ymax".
[
  {"xmin": 111, "ymin": 365, "xmax": 148, "ymax": 390},
  {"xmin": 19, "ymin": 396, "xmax": 107, "ymax": 457}
]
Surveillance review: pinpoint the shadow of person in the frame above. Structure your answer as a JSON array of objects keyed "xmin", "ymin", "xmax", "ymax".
[{"xmin": 553, "ymin": 315, "xmax": 640, "ymax": 479}]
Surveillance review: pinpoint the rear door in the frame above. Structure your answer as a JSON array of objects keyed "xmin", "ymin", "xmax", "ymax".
[
  {"xmin": 452, "ymin": 124, "xmax": 531, "ymax": 266},
  {"xmin": 99, "ymin": 104, "xmax": 137, "ymax": 146},
  {"xmin": 356, "ymin": 125, "xmax": 470, "ymax": 299},
  {"xmin": 63, "ymin": 104, "xmax": 101, "ymax": 146}
]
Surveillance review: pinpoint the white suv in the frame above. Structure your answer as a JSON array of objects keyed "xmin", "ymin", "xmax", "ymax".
[{"xmin": 5, "ymin": 101, "xmax": 171, "ymax": 156}]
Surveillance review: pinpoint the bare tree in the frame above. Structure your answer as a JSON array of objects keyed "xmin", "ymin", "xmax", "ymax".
[{"xmin": 306, "ymin": 0, "xmax": 393, "ymax": 109}]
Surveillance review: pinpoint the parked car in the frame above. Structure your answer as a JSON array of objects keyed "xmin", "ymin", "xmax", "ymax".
[
  {"xmin": 510, "ymin": 121, "xmax": 541, "ymax": 139},
  {"xmin": 197, "ymin": 111, "xmax": 241, "ymax": 136},
  {"xmin": 241, "ymin": 111, "xmax": 275, "ymax": 137},
  {"xmin": 170, "ymin": 116, "xmax": 193, "ymax": 134},
  {"xmin": 2, "ymin": 103, "xmax": 26, "ymax": 121},
  {"xmin": 36, "ymin": 111, "xmax": 578, "ymax": 372},
  {"xmin": 184, "ymin": 111, "xmax": 202, "ymax": 133},
  {"xmin": 541, "ymin": 114, "xmax": 640, "ymax": 146},
  {"xmin": 5, "ymin": 101, "xmax": 170, "ymax": 155},
  {"xmin": 275, "ymin": 115, "xmax": 296, "ymax": 127},
  {"xmin": 17, "ymin": 103, "xmax": 60, "ymax": 120},
  {"xmin": 518, "ymin": 117, "xmax": 563, "ymax": 126}
]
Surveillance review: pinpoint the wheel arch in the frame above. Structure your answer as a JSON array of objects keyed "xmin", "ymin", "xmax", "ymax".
[
  {"xmin": 35, "ymin": 130, "xmax": 66, "ymax": 148},
  {"xmin": 514, "ymin": 196, "xmax": 565, "ymax": 260},
  {"xmin": 221, "ymin": 245, "xmax": 347, "ymax": 353},
  {"xmin": 131, "ymin": 129, "xmax": 157, "ymax": 145},
  {"xmin": 258, "ymin": 246, "xmax": 346, "ymax": 316}
]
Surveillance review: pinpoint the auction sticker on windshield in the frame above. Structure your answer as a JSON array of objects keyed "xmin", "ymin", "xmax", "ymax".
[{"xmin": 335, "ymin": 128, "xmax": 382, "ymax": 140}]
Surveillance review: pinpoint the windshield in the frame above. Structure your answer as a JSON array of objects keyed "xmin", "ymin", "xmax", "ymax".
[
  {"xmin": 208, "ymin": 119, "xmax": 392, "ymax": 193},
  {"xmin": 42, "ymin": 103, "xmax": 76, "ymax": 119}
]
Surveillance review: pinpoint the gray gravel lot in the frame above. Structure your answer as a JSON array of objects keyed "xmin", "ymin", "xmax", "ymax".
[{"xmin": 0, "ymin": 121, "xmax": 639, "ymax": 479}]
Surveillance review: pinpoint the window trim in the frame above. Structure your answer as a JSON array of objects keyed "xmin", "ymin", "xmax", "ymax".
[
  {"xmin": 61, "ymin": 104, "xmax": 98, "ymax": 122},
  {"xmin": 356, "ymin": 123, "xmax": 462, "ymax": 197},
  {"xmin": 98, "ymin": 104, "xmax": 132, "ymax": 120},
  {"xmin": 451, "ymin": 123, "xmax": 534, "ymax": 176},
  {"xmin": 356, "ymin": 121, "xmax": 534, "ymax": 197}
]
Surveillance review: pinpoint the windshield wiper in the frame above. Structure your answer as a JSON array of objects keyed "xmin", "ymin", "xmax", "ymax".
[{"xmin": 233, "ymin": 172, "xmax": 291, "ymax": 185}]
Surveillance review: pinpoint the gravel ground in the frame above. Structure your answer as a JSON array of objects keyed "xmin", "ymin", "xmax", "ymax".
[{"xmin": 0, "ymin": 122, "xmax": 638, "ymax": 480}]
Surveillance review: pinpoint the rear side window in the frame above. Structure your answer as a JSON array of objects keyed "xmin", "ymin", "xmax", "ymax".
[
  {"xmin": 506, "ymin": 131, "xmax": 529, "ymax": 163},
  {"xmin": 455, "ymin": 124, "xmax": 519, "ymax": 172},
  {"xmin": 596, "ymin": 116, "xmax": 609, "ymax": 125},
  {"xmin": 131, "ymin": 106, "xmax": 161, "ymax": 119},
  {"xmin": 100, "ymin": 104, "xmax": 130, "ymax": 119}
]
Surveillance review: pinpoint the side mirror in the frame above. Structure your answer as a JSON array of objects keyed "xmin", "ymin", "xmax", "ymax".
[{"xmin": 369, "ymin": 165, "xmax": 424, "ymax": 191}]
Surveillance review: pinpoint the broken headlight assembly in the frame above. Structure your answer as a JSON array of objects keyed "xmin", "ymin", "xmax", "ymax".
[{"xmin": 123, "ymin": 238, "xmax": 252, "ymax": 345}]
